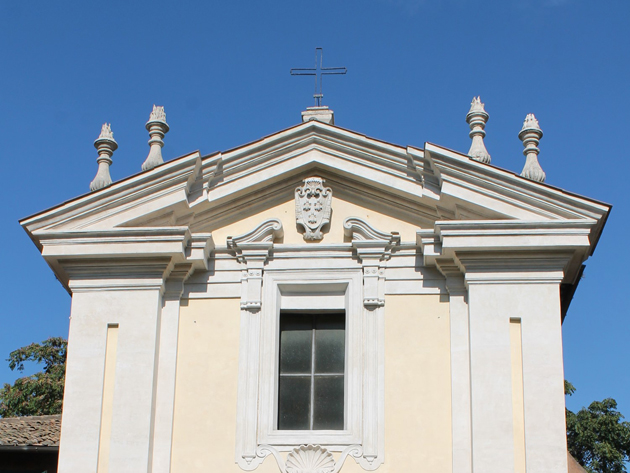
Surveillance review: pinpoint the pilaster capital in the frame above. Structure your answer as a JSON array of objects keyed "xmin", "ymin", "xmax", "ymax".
[
  {"xmin": 35, "ymin": 227, "xmax": 193, "ymax": 293},
  {"xmin": 63, "ymin": 257, "xmax": 173, "ymax": 292},
  {"xmin": 457, "ymin": 251, "xmax": 572, "ymax": 285}
]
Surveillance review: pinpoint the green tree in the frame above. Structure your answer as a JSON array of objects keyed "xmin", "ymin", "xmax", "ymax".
[
  {"xmin": 566, "ymin": 382, "xmax": 630, "ymax": 473},
  {"xmin": 0, "ymin": 337, "xmax": 67, "ymax": 417}
]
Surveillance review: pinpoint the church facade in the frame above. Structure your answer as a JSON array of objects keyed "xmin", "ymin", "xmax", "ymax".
[{"xmin": 21, "ymin": 104, "xmax": 610, "ymax": 473}]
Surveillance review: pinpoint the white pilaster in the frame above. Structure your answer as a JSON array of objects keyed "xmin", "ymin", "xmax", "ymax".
[
  {"xmin": 520, "ymin": 284, "xmax": 568, "ymax": 473},
  {"xmin": 228, "ymin": 219, "xmax": 283, "ymax": 470},
  {"xmin": 58, "ymin": 259, "xmax": 170, "ymax": 473},
  {"xmin": 466, "ymin": 281, "xmax": 516, "ymax": 473},
  {"xmin": 150, "ymin": 264, "xmax": 194, "ymax": 473},
  {"xmin": 461, "ymin": 253, "xmax": 569, "ymax": 473},
  {"xmin": 57, "ymin": 293, "xmax": 110, "ymax": 473},
  {"xmin": 436, "ymin": 259, "xmax": 472, "ymax": 473}
]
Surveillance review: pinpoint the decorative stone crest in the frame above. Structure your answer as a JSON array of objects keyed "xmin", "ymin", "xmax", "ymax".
[
  {"xmin": 519, "ymin": 114, "xmax": 545, "ymax": 183},
  {"xmin": 295, "ymin": 177, "xmax": 332, "ymax": 241},
  {"xmin": 142, "ymin": 105, "xmax": 169, "ymax": 171},
  {"xmin": 90, "ymin": 123, "xmax": 118, "ymax": 192},
  {"xmin": 466, "ymin": 96, "xmax": 491, "ymax": 164}
]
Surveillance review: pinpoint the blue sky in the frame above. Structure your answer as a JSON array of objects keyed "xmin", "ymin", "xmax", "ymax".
[{"xmin": 0, "ymin": 1, "xmax": 628, "ymax": 420}]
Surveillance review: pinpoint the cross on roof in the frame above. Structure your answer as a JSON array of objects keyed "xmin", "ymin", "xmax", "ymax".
[{"xmin": 291, "ymin": 48, "xmax": 347, "ymax": 107}]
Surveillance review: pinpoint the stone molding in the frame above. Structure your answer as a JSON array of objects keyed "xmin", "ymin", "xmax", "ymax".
[
  {"xmin": 344, "ymin": 217, "xmax": 400, "ymax": 309},
  {"xmin": 236, "ymin": 270, "xmax": 384, "ymax": 472},
  {"xmin": 435, "ymin": 258, "xmax": 466, "ymax": 296},
  {"xmin": 227, "ymin": 219, "xmax": 283, "ymax": 310},
  {"xmin": 163, "ymin": 263, "xmax": 194, "ymax": 301},
  {"xmin": 256, "ymin": 444, "xmax": 364, "ymax": 473}
]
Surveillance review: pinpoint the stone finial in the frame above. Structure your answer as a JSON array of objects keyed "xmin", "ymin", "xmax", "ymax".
[
  {"xmin": 90, "ymin": 123, "xmax": 118, "ymax": 192},
  {"xmin": 141, "ymin": 105, "xmax": 169, "ymax": 171},
  {"xmin": 519, "ymin": 113, "xmax": 545, "ymax": 183},
  {"xmin": 465, "ymin": 96, "xmax": 491, "ymax": 164}
]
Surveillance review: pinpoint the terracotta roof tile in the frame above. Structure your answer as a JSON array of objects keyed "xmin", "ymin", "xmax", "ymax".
[{"xmin": 0, "ymin": 415, "xmax": 61, "ymax": 447}]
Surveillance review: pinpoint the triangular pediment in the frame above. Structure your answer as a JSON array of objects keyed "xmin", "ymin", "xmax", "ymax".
[{"xmin": 21, "ymin": 119, "xmax": 609, "ymax": 254}]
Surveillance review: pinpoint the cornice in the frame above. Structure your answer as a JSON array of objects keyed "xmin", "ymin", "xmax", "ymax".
[
  {"xmin": 20, "ymin": 151, "xmax": 202, "ymax": 234},
  {"xmin": 424, "ymin": 143, "xmax": 611, "ymax": 223},
  {"xmin": 33, "ymin": 227, "xmax": 213, "ymax": 293},
  {"xmin": 36, "ymin": 227, "xmax": 191, "ymax": 259},
  {"xmin": 418, "ymin": 219, "xmax": 597, "ymax": 286}
]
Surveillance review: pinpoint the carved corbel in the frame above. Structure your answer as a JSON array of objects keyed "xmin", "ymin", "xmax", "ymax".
[
  {"xmin": 435, "ymin": 258, "xmax": 466, "ymax": 297},
  {"xmin": 227, "ymin": 219, "xmax": 283, "ymax": 310},
  {"xmin": 343, "ymin": 217, "xmax": 400, "ymax": 309},
  {"xmin": 163, "ymin": 263, "xmax": 194, "ymax": 301}
]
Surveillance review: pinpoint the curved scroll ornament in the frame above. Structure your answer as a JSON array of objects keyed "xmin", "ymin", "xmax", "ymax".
[
  {"xmin": 295, "ymin": 177, "xmax": 332, "ymax": 241},
  {"xmin": 255, "ymin": 444, "xmax": 364, "ymax": 473}
]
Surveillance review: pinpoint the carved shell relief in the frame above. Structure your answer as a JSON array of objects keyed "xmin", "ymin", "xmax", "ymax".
[
  {"xmin": 295, "ymin": 177, "xmax": 332, "ymax": 241},
  {"xmin": 286, "ymin": 445, "xmax": 335, "ymax": 473},
  {"xmin": 255, "ymin": 444, "xmax": 364, "ymax": 473}
]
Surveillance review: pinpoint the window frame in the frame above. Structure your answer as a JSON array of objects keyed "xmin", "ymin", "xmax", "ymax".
[
  {"xmin": 257, "ymin": 270, "xmax": 364, "ymax": 449},
  {"xmin": 277, "ymin": 311, "xmax": 346, "ymax": 431}
]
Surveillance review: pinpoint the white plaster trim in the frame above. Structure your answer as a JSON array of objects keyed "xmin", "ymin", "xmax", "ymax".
[
  {"xmin": 227, "ymin": 218, "xmax": 284, "ymax": 247},
  {"xmin": 436, "ymin": 259, "xmax": 472, "ymax": 473},
  {"xmin": 151, "ymin": 263, "xmax": 193, "ymax": 473},
  {"xmin": 256, "ymin": 444, "xmax": 364, "ymax": 473},
  {"xmin": 343, "ymin": 217, "xmax": 400, "ymax": 309},
  {"xmin": 227, "ymin": 219, "xmax": 283, "ymax": 310},
  {"xmin": 235, "ymin": 269, "xmax": 384, "ymax": 471}
]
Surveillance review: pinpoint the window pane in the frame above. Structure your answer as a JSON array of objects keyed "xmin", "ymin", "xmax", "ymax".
[
  {"xmin": 314, "ymin": 315, "xmax": 345, "ymax": 374},
  {"xmin": 279, "ymin": 314, "xmax": 312, "ymax": 374},
  {"xmin": 278, "ymin": 376, "xmax": 311, "ymax": 430},
  {"xmin": 313, "ymin": 375, "xmax": 344, "ymax": 430}
]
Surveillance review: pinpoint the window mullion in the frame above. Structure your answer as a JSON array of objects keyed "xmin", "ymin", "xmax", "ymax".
[{"xmin": 310, "ymin": 318, "xmax": 316, "ymax": 430}]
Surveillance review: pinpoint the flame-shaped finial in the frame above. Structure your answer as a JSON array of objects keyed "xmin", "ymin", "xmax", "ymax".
[
  {"xmin": 465, "ymin": 96, "xmax": 491, "ymax": 164},
  {"xmin": 98, "ymin": 123, "xmax": 114, "ymax": 140},
  {"xmin": 149, "ymin": 105, "xmax": 167, "ymax": 122},
  {"xmin": 519, "ymin": 114, "xmax": 545, "ymax": 183},
  {"xmin": 90, "ymin": 123, "xmax": 118, "ymax": 191},
  {"xmin": 142, "ymin": 104, "xmax": 170, "ymax": 171}
]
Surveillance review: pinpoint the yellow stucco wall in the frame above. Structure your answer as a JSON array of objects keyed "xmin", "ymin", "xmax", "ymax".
[
  {"xmin": 210, "ymin": 195, "xmax": 420, "ymax": 245},
  {"xmin": 170, "ymin": 294, "xmax": 452, "ymax": 473}
]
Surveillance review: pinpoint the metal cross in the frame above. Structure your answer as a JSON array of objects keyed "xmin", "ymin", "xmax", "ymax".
[{"xmin": 291, "ymin": 48, "xmax": 347, "ymax": 107}]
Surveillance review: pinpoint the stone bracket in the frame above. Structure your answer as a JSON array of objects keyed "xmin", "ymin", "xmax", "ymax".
[
  {"xmin": 343, "ymin": 217, "xmax": 400, "ymax": 310},
  {"xmin": 227, "ymin": 219, "xmax": 283, "ymax": 311}
]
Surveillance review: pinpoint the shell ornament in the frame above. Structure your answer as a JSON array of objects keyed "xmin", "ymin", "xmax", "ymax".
[{"xmin": 285, "ymin": 445, "xmax": 336, "ymax": 473}]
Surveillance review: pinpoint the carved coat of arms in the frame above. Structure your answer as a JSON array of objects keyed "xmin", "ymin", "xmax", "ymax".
[{"xmin": 295, "ymin": 177, "xmax": 332, "ymax": 241}]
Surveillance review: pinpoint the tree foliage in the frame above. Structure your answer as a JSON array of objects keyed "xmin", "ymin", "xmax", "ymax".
[
  {"xmin": 566, "ymin": 382, "xmax": 630, "ymax": 473},
  {"xmin": 0, "ymin": 337, "xmax": 67, "ymax": 417}
]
